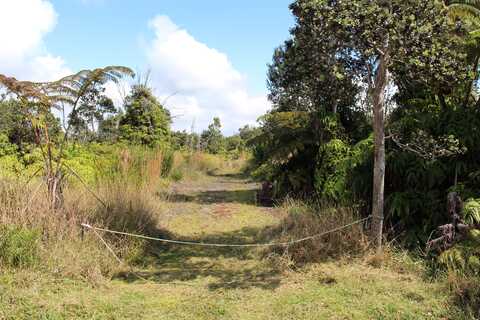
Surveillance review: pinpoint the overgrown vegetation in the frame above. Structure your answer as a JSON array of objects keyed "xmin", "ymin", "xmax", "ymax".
[
  {"xmin": 262, "ymin": 200, "xmax": 368, "ymax": 269},
  {"xmin": 1, "ymin": 0, "xmax": 480, "ymax": 318},
  {"xmin": 240, "ymin": 0, "xmax": 480, "ymax": 315}
]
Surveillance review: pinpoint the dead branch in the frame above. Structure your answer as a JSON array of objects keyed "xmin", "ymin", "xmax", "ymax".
[{"xmin": 426, "ymin": 192, "xmax": 476, "ymax": 253}]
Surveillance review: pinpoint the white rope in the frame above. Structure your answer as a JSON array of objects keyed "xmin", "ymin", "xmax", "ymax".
[
  {"xmin": 89, "ymin": 226, "xmax": 149, "ymax": 281},
  {"xmin": 90, "ymin": 227, "xmax": 124, "ymax": 264},
  {"xmin": 81, "ymin": 216, "xmax": 371, "ymax": 248}
]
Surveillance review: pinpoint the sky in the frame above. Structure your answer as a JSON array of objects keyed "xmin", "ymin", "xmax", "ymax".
[{"xmin": 0, "ymin": 0, "xmax": 294, "ymax": 134}]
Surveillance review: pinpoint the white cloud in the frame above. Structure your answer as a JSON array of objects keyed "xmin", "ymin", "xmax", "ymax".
[
  {"xmin": 0, "ymin": 0, "xmax": 70, "ymax": 81},
  {"xmin": 146, "ymin": 15, "xmax": 270, "ymax": 134},
  {"xmin": 104, "ymin": 80, "xmax": 131, "ymax": 108}
]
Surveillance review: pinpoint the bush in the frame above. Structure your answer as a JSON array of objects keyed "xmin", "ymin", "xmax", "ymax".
[
  {"xmin": 0, "ymin": 225, "xmax": 40, "ymax": 268},
  {"xmin": 167, "ymin": 152, "xmax": 227, "ymax": 181},
  {"xmin": 90, "ymin": 180, "xmax": 174, "ymax": 266},
  {"xmin": 314, "ymin": 139, "xmax": 351, "ymax": 201},
  {"xmin": 93, "ymin": 183, "xmax": 161, "ymax": 237}
]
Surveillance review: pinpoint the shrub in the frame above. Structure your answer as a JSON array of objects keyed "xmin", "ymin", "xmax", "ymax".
[
  {"xmin": 161, "ymin": 149, "xmax": 174, "ymax": 177},
  {"xmin": 314, "ymin": 139, "xmax": 351, "ymax": 201},
  {"xmin": 167, "ymin": 151, "xmax": 229, "ymax": 181},
  {"xmin": 90, "ymin": 180, "xmax": 174, "ymax": 266},
  {"xmin": 93, "ymin": 183, "xmax": 161, "ymax": 237},
  {"xmin": 0, "ymin": 173, "xmax": 164, "ymax": 282},
  {"xmin": 0, "ymin": 225, "xmax": 40, "ymax": 268},
  {"xmin": 464, "ymin": 198, "xmax": 480, "ymax": 225}
]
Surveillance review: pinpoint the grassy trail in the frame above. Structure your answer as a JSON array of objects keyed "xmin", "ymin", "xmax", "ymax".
[{"xmin": 0, "ymin": 174, "xmax": 462, "ymax": 319}]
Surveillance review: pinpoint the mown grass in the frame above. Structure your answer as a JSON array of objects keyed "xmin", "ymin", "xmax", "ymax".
[{"xmin": 0, "ymin": 259, "xmax": 464, "ymax": 319}]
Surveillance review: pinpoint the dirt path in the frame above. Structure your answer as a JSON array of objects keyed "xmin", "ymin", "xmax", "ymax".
[{"xmin": 137, "ymin": 174, "xmax": 284, "ymax": 289}]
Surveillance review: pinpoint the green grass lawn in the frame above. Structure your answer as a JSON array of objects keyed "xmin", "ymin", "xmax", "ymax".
[{"xmin": 0, "ymin": 174, "xmax": 466, "ymax": 319}]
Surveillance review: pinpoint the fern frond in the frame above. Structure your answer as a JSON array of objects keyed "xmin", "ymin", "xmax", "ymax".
[
  {"xmin": 464, "ymin": 198, "xmax": 480, "ymax": 224},
  {"xmin": 448, "ymin": 0, "xmax": 480, "ymax": 8},
  {"xmin": 439, "ymin": 248, "xmax": 466, "ymax": 270},
  {"xmin": 447, "ymin": 1, "xmax": 480, "ymax": 31}
]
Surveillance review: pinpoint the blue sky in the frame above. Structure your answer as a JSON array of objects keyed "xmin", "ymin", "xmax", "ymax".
[
  {"xmin": 48, "ymin": 0, "xmax": 294, "ymax": 95},
  {"xmin": 0, "ymin": 0, "xmax": 294, "ymax": 134}
]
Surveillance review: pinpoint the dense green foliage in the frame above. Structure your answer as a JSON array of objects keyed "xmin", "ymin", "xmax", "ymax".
[
  {"xmin": 69, "ymin": 84, "xmax": 116, "ymax": 142},
  {"xmin": 119, "ymin": 84, "xmax": 171, "ymax": 146},
  {"xmin": 1, "ymin": 1, "xmax": 480, "ymax": 315},
  {"xmin": 249, "ymin": 0, "xmax": 480, "ymax": 251},
  {"xmin": 199, "ymin": 117, "xmax": 224, "ymax": 154},
  {"xmin": 0, "ymin": 225, "xmax": 39, "ymax": 268}
]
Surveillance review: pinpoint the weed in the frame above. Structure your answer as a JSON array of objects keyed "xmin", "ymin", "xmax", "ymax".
[{"xmin": 0, "ymin": 225, "xmax": 40, "ymax": 268}]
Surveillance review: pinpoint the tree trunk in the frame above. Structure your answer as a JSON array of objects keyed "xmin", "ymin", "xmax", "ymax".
[
  {"xmin": 332, "ymin": 100, "xmax": 338, "ymax": 114},
  {"xmin": 371, "ymin": 49, "xmax": 390, "ymax": 253},
  {"xmin": 46, "ymin": 169, "xmax": 64, "ymax": 210}
]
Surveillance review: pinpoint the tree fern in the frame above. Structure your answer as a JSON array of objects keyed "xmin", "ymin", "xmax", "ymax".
[{"xmin": 437, "ymin": 197, "xmax": 480, "ymax": 275}]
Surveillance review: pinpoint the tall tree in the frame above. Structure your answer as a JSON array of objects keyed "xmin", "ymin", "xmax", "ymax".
[
  {"xmin": 277, "ymin": 0, "xmax": 468, "ymax": 250},
  {"xmin": 69, "ymin": 84, "xmax": 116, "ymax": 142},
  {"xmin": 200, "ymin": 117, "xmax": 225, "ymax": 154},
  {"xmin": 445, "ymin": 0, "xmax": 480, "ymax": 107},
  {"xmin": 119, "ymin": 84, "xmax": 171, "ymax": 146}
]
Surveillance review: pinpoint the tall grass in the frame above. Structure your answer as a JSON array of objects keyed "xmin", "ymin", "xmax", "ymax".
[
  {"xmin": 263, "ymin": 198, "xmax": 369, "ymax": 269},
  {"xmin": 0, "ymin": 146, "xmax": 179, "ymax": 284},
  {"xmin": 168, "ymin": 151, "xmax": 246, "ymax": 180}
]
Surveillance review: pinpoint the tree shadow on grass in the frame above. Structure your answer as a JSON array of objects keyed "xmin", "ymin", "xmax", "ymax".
[
  {"xmin": 114, "ymin": 225, "xmax": 282, "ymax": 291},
  {"xmin": 207, "ymin": 171, "xmax": 251, "ymax": 180},
  {"xmin": 159, "ymin": 189, "xmax": 258, "ymax": 205},
  {"xmin": 115, "ymin": 175, "xmax": 280, "ymax": 290}
]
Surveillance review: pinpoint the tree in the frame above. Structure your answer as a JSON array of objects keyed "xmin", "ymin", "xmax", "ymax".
[
  {"xmin": 119, "ymin": 84, "xmax": 171, "ymax": 146},
  {"xmin": 69, "ymin": 84, "xmax": 116, "ymax": 142},
  {"xmin": 0, "ymin": 66, "xmax": 134, "ymax": 208},
  {"xmin": 97, "ymin": 112, "xmax": 123, "ymax": 143},
  {"xmin": 238, "ymin": 125, "xmax": 260, "ymax": 143},
  {"xmin": 268, "ymin": 0, "xmax": 468, "ymax": 250},
  {"xmin": 0, "ymin": 99, "xmax": 61, "ymax": 150},
  {"xmin": 445, "ymin": 0, "xmax": 480, "ymax": 107},
  {"xmin": 200, "ymin": 117, "xmax": 225, "ymax": 154}
]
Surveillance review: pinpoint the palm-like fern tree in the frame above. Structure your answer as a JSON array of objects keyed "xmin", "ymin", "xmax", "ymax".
[{"xmin": 0, "ymin": 66, "xmax": 134, "ymax": 208}]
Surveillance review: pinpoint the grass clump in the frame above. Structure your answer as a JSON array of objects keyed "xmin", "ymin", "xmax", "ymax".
[
  {"xmin": 169, "ymin": 168, "xmax": 184, "ymax": 182},
  {"xmin": 0, "ymin": 225, "xmax": 40, "ymax": 268},
  {"xmin": 263, "ymin": 199, "xmax": 368, "ymax": 269}
]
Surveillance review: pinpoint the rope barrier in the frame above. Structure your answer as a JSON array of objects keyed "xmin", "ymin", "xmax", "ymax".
[
  {"xmin": 89, "ymin": 226, "xmax": 148, "ymax": 281},
  {"xmin": 81, "ymin": 215, "xmax": 371, "ymax": 248}
]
